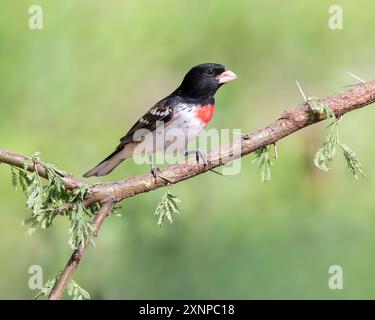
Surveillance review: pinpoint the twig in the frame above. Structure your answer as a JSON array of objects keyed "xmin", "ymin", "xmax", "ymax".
[
  {"xmin": 0, "ymin": 150, "xmax": 81, "ymax": 190},
  {"xmin": 48, "ymin": 201, "xmax": 115, "ymax": 300}
]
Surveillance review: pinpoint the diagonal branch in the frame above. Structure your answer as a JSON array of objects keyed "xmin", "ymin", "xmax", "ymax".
[
  {"xmin": 48, "ymin": 201, "xmax": 115, "ymax": 300},
  {"xmin": 1, "ymin": 81, "xmax": 375, "ymax": 299}
]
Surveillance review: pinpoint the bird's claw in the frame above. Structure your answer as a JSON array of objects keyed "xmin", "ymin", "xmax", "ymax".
[
  {"xmin": 195, "ymin": 149, "xmax": 208, "ymax": 165},
  {"xmin": 151, "ymin": 166, "xmax": 173, "ymax": 184},
  {"xmin": 151, "ymin": 166, "xmax": 160, "ymax": 179},
  {"xmin": 192, "ymin": 149, "xmax": 223, "ymax": 176}
]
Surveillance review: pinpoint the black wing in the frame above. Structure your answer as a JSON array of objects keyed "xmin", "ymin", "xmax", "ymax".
[
  {"xmin": 83, "ymin": 97, "xmax": 181, "ymax": 177},
  {"xmin": 118, "ymin": 99, "xmax": 174, "ymax": 146}
]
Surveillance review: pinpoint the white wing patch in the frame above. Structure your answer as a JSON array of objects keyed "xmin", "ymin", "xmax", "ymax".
[
  {"xmin": 150, "ymin": 108, "xmax": 171, "ymax": 117},
  {"xmin": 139, "ymin": 117, "xmax": 151, "ymax": 124}
]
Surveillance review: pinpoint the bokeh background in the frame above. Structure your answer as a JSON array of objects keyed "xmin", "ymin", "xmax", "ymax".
[{"xmin": 1, "ymin": 0, "xmax": 375, "ymax": 299}]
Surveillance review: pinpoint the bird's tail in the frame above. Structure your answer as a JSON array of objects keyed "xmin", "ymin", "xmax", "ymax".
[{"xmin": 83, "ymin": 144, "xmax": 135, "ymax": 177}]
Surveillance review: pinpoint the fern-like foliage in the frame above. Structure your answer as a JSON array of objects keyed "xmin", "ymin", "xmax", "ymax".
[
  {"xmin": 111, "ymin": 204, "xmax": 123, "ymax": 217},
  {"xmin": 68, "ymin": 203, "xmax": 96, "ymax": 249},
  {"xmin": 313, "ymin": 121, "xmax": 338, "ymax": 171},
  {"xmin": 67, "ymin": 279, "xmax": 91, "ymax": 300},
  {"xmin": 34, "ymin": 274, "xmax": 90, "ymax": 300},
  {"xmin": 252, "ymin": 145, "xmax": 275, "ymax": 182},
  {"xmin": 339, "ymin": 143, "xmax": 365, "ymax": 179},
  {"xmin": 34, "ymin": 275, "xmax": 57, "ymax": 300},
  {"xmin": 10, "ymin": 166, "xmax": 18, "ymax": 189},
  {"xmin": 154, "ymin": 190, "xmax": 181, "ymax": 226},
  {"xmin": 310, "ymin": 99, "xmax": 365, "ymax": 178},
  {"xmin": 10, "ymin": 152, "xmax": 98, "ymax": 249}
]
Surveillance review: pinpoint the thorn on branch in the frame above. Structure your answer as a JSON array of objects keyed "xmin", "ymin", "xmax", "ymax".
[
  {"xmin": 348, "ymin": 72, "xmax": 366, "ymax": 84},
  {"xmin": 296, "ymin": 80, "xmax": 308, "ymax": 104},
  {"xmin": 296, "ymin": 81, "xmax": 319, "ymax": 113}
]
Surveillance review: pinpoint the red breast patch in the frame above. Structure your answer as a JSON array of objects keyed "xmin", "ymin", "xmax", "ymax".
[{"xmin": 195, "ymin": 104, "xmax": 215, "ymax": 125}]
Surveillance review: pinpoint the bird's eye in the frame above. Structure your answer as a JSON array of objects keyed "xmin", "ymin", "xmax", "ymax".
[{"xmin": 206, "ymin": 68, "xmax": 215, "ymax": 76}]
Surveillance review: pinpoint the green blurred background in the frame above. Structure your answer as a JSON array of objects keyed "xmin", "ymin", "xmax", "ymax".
[{"xmin": 1, "ymin": 0, "xmax": 375, "ymax": 299}]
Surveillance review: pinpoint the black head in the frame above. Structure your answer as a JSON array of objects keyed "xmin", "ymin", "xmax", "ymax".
[{"xmin": 176, "ymin": 63, "xmax": 237, "ymax": 100}]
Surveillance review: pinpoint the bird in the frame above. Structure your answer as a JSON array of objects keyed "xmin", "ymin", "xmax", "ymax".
[{"xmin": 83, "ymin": 63, "xmax": 237, "ymax": 178}]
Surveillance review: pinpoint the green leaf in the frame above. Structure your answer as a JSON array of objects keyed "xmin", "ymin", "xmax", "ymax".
[
  {"xmin": 34, "ymin": 275, "xmax": 58, "ymax": 300},
  {"xmin": 9, "ymin": 152, "xmax": 101, "ymax": 250},
  {"xmin": 308, "ymin": 98, "xmax": 336, "ymax": 120},
  {"xmin": 67, "ymin": 279, "xmax": 91, "ymax": 300},
  {"xmin": 339, "ymin": 143, "xmax": 365, "ymax": 179},
  {"xmin": 312, "ymin": 102, "xmax": 365, "ymax": 178},
  {"xmin": 34, "ymin": 275, "xmax": 90, "ymax": 300},
  {"xmin": 154, "ymin": 190, "xmax": 181, "ymax": 226},
  {"xmin": 313, "ymin": 122, "xmax": 338, "ymax": 171},
  {"xmin": 111, "ymin": 204, "xmax": 122, "ymax": 217},
  {"xmin": 252, "ymin": 145, "xmax": 275, "ymax": 182},
  {"xmin": 68, "ymin": 203, "xmax": 96, "ymax": 249},
  {"xmin": 10, "ymin": 167, "xmax": 18, "ymax": 189}
]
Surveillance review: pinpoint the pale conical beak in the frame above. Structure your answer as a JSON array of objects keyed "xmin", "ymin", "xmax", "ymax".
[{"xmin": 217, "ymin": 69, "xmax": 237, "ymax": 84}]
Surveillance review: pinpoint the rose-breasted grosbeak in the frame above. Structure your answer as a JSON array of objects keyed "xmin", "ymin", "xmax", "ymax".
[{"xmin": 83, "ymin": 63, "xmax": 237, "ymax": 177}]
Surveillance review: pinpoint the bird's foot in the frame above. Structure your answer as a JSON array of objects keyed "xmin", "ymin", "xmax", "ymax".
[
  {"xmin": 150, "ymin": 166, "xmax": 173, "ymax": 184},
  {"xmin": 185, "ymin": 149, "xmax": 223, "ymax": 176},
  {"xmin": 195, "ymin": 149, "xmax": 208, "ymax": 165}
]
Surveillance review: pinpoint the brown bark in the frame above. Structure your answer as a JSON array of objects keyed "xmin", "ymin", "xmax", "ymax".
[{"xmin": 48, "ymin": 201, "xmax": 115, "ymax": 300}]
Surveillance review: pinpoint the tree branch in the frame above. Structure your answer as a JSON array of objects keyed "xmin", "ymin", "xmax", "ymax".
[
  {"xmin": 48, "ymin": 201, "xmax": 115, "ymax": 300},
  {"xmin": 0, "ymin": 150, "xmax": 81, "ymax": 190},
  {"xmin": 89, "ymin": 81, "xmax": 375, "ymax": 203},
  {"xmin": 1, "ymin": 81, "xmax": 375, "ymax": 299}
]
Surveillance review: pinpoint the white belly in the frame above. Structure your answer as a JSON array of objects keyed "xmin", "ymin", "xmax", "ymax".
[{"xmin": 134, "ymin": 108, "xmax": 206, "ymax": 156}]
